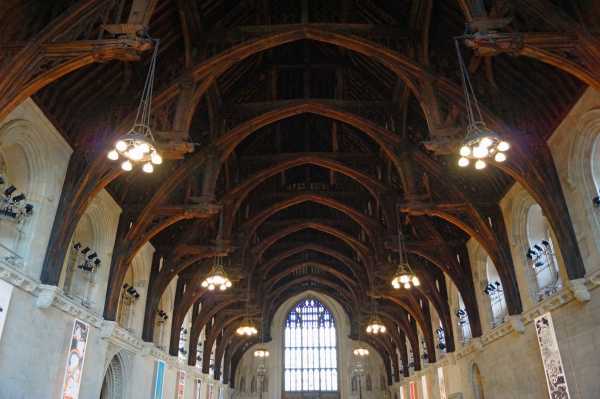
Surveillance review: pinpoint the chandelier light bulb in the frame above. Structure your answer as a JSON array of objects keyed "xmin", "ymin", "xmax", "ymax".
[
  {"xmin": 115, "ymin": 140, "xmax": 127, "ymax": 152},
  {"xmin": 473, "ymin": 145, "xmax": 488, "ymax": 159},
  {"xmin": 459, "ymin": 146, "xmax": 471, "ymax": 157},
  {"xmin": 475, "ymin": 160, "xmax": 486, "ymax": 170},
  {"xmin": 142, "ymin": 162, "xmax": 154, "ymax": 173},
  {"xmin": 412, "ymin": 276, "xmax": 420, "ymax": 287},
  {"xmin": 254, "ymin": 348, "xmax": 270, "ymax": 358},
  {"xmin": 404, "ymin": 282, "xmax": 411, "ymax": 289},
  {"xmin": 497, "ymin": 141, "xmax": 510, "ymax": 152},
  {"xmin": 399, "ymin": 274, "xmax": 410, "ymax": 284},
  {"xmin": 129, "ymin": 147, "xmax": 144, "ymax": 161},
  {"xmin": 479, "ymin": 137, "xmax": 493, "ymax": 148},
  {"xmin": 151, "ymin": 152, "xmax": 163, "ymax": 165},
  {"xmin": 139, "ymin": 142, "xmax": 151, "ymax": 154},
  {"xmin": 458, "ymin": 157, "xmax": 470, "ymax": 167},
  {"xmin": 208, "ymin": 284, "xmax": 215, "ymax": 290},
  {"xmin": 494, "ymin": 152, "xmax": 506, "ymax": 162},
  {"xmin": 353, "ymin": 348, "xmax": 369, "ymax": 357},
  {"xmin": 121, "ymin": 160, "xmax": 133, "ymax": 171},
  {"xmin": 107, "ymin": 150, "xmax": 119, "ymax": 161}
]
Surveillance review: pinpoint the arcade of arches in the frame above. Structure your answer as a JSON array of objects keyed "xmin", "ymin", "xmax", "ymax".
[{"xmin": 2, "ymin": 1, "xmax": 600, "ymax": 399}]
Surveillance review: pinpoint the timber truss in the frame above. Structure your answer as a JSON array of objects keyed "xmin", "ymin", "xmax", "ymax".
[{"xmin": 2, "ymin": 0, "xmax": 598, "ymax": 387}]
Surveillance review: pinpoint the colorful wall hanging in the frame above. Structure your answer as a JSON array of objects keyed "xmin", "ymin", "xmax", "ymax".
[
  {"xmin": 60, "ymin": 319, "xmax": 89, "ymax": 399},
  {"xmin": 535, "ymin": 312, "xmax": 571, "ymax": 399}
]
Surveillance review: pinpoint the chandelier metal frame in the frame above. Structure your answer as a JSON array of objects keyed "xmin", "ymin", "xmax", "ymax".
[
  {"xmin": 108, "ymin": 37, "xmax": 163, "ymax": 173},
  {"xmin": 455, "ymin": 37, "xmax": 510, "ymax": 170}
]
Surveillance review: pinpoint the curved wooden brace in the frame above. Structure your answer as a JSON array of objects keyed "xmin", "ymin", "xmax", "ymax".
[
  {"xmin": 221, "ymin": 154, "xmax": 390, "ymax": 237},
  {"xmin": 186, "ymin": 298, "xmax": 243, "ymax": 364},
  {"xmin": 105, "ymin": 208, "xmax": 215, "ymax": 320},
  {"xmin": 250, "ymin": 221, "xmax": 371, "ymax": 265},
  {"xmin": 264, "ymin": 261, "xmax": 359, "ymax": 294},
  {"xmin": 142, "ymin": 247, "xmax": 223, "ymax": 342},
  {"xmin": 241, "ymin": 193, "xmax": 380, "ymax": 240},
  {"xmin": 257, "ymin": 243, "xmax": 364, "ymax": 280}
]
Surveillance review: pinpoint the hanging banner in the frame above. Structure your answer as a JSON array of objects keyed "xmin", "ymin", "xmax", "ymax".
[
  {"xmin": 399, "ymin": 385, "xmax": 406, "ymax": 399},
  {"xmin": 535, "ymin": 312, "xmax": 571, "ymax": 398},
  {"xmin": 421, "ymin": 375, "xmax": 429, "ymax": 399},
  {"xmin": 207, "ymin": 384, "xmax": 214, "ymax": 399},
  {"xmin": 60, "ymin": 319, "xmax": 90, "ymax": 399},
  {"xmin": 176, "ymin": 370, "xmax": 186, "ymax": 399},
  {"xmin": 409, "ymin": 381, "xmax": 418, "ymax": 399},
  {"xmin": 0, "ymin": 279, "xmax": 13, "ymax": 343},
  {"xmin": 152, "ymin": 360, "xmax": 166, "ymax": 399},
  {"xmin": 437, "ymin": 367, "xmax": 447, "ymax": 399}
]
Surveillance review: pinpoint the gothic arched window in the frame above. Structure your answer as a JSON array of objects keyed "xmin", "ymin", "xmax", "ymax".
[
  {"xmin": 485, "ymin": 258, "xmax": 507, "ymax": 327},
  {"xmin": 526, "ymin": 204, "xmax": 562, "ymax": 300},
  {"xmin": 284, "ymin": 298, "xmax": 338, "ymax": 392}
]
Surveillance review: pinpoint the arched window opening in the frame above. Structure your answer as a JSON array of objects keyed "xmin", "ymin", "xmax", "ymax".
[
  {"xmin": 435, "ymin": 320, "xmax": 446, "ymax": 353},
  {"xmin": 116, "ymin": 270, "xmax": 137, "ymax": 331},
  {"xmin": 456, "ymin": 294, "xmax": 471, "ymax": 344},
  {"xmin": 526, "ymin": 204, "xmax": 562, "ymax": 300},
  {"xmin": 284, "ymin": 298, "xmax": 338, "ymax": 393},
  {"xmin": 100, "ymin": 354, "xmax": 125, "ymax": 399},
  {"xmin": 471, "ymin": 363, "xmax": 485, "ymax": 399},
  {"xmin": 484, "ymin": 258, "xmax": 507, "ymax": 328}
]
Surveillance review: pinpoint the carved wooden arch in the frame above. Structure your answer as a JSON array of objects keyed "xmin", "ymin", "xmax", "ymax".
[
  {"xmin": 362, "ymin": 335, "xmax": 395, "ymax": 381},
  {"xmin": 401, "ymin": 243, "xmax": 482, "ymax": 339},
  {"xmin": 241, "ymin": 193, "xmax": 380, "ymax": 243},
  {"xmin": 200, "ymin": 311, "xmax": 260, "ymax": 371},
  {"xmin": 221, "ymin": 154, "xmax": 391, "ymax": 237},
  {"xmin": 0, "ymin": 0, "xmax": 152, "ymax": 121},
  {"xmin": 150, "ymin": 25, "xmax": 452, "ymax": 135},
  {"xmin": 267, "ymin": 275, "xmax": 359, "ymax": 307},
  {"xmin": 250, "ymin": 221, "xmax": 371, "ymax": 267},
  {"xmin": 257, "ymin": 243, "xmax": 364, "ymax": 281},
  {"xmin": 229, "ymin": 335, "xmax": 260, "ymax": 388},
  {"xmin": 142, "ymin": 247, "xmax": 224, "ymax": 342},
  {"xmin": 264, "ymin": 261, "xmax": 359, "ymax": 294},
  {"xmin": 183, "ymin": 298, "xmax": 243, "ymax": 360},
  {"xmin": 375, "ymin": 315, "xmax": 416, "ymax": 366}
]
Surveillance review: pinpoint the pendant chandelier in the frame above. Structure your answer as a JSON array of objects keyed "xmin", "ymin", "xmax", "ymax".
[
  {"xmin": 254, "ymin": 347, "xmax": 270, "ymax": 358},
  {"xmin": 365, "ymin": 300, "xmax": 386, "ymax": 335},
  {"xmin": 201, "ymin": 256, "xmax": 232, "ymax": 291},
  {"xmin": 108, "ymin": 38, "xmax": 163, "ymax": 173},
  {"xmin": 455, "ymin": 39, "xmax": 510, "ymax": 170},
  {"xmin": 236, "ymin": 318, "xmax": 258, "ymax": 336},
  {"xmin": 254, "ymin": 328, "xmax": 269, "ymax": 357},
  {"xmin": 353, "ymin": 347, "xmax": 370, "ymax": 357},
  {"xmin": 237, "ymin": 281, "xmax": 257, "ymax": 336},
  {"xmin": 391, "ymin": 230, "xmax": 420, "ymax": 289},
  {"xmin": 353, "ymin": 313, "xmax": 370, "ymax": 356},
  {"xmin": 366, "ymin": 316, "xmax": 386, "ymax": 335}
]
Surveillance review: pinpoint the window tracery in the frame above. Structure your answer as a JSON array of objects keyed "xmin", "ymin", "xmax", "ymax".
[{"xmin": 284, "ymin": 298, "xmax": 338, "ymax": 392}]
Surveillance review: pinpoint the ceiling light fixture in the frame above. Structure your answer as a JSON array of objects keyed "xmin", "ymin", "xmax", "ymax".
[
  {"xmin": 236, "ymin": 318, "xmax": 258, "ymax": 336},
  {"xmin": 108, "ymin": 38, "xmax": 162, "ymax": 173},
  {"xmin": 455, "ymin": 38, "xmax": 510, "ymax": 170},
  {"xmin": 366, "ymin": 316, "xmax": 386, "ymax": 335},
  {"xmin": 201, "ymin": 256, "xmax": 232, "ymax": 291},
  {"xmin": 391, "ymin": 229, "xmax": 420, "ymax": 289}
]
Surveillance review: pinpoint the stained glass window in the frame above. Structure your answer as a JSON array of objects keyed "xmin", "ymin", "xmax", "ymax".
[{"xmin": 284, "ymin": 298, "xmax": 338, "ymax": 392}]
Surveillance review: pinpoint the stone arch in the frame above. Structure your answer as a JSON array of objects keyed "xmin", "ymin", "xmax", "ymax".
[
  {"xmin": 0, "ymin": 100, "xmax": 72, "ymax": 277},
  {"xmin": 509, "ymin": 186, "xmax": 566, "ymax": 303},
  {"xmin": 471, "ymin": 363, "xmax": 485, "ymax": 399},
  {"xmin": 234, "ymin": 290, "xmax": 386, "ymax": 399},
  {"xmin": 568, "ymin": 107, "xmax": 600, "ymax": 257},
  {"xmin": 100, "ymin": 351, "xmax": 129, "ymax": 399}
]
